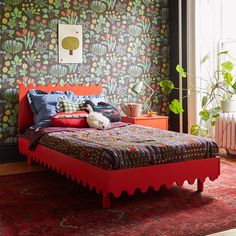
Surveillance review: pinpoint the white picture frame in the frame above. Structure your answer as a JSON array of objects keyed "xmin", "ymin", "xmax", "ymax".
[{"xmin": 58, "ymin": 24, "xmax": 83, "ymax": 63}]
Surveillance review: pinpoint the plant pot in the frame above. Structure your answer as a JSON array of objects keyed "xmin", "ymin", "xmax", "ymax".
[{"xmin": 221, "ymin": 100, "xmax": 236, "ymax": 113}]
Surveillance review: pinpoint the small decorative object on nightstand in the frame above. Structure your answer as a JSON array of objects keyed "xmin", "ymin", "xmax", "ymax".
[
  {"xmin": 132, "ymin": 80, "xmax": 154, "ymax": 112},
  {"xmin": 120, "ymin": 103, "xmax": 142, "ymax": 117},
  {"xmin": 121, "ymin": 114, "xmax": 168, "ymax": 130}
]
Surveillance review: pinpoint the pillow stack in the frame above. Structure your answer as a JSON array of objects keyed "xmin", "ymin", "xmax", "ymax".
[
  {"xmin": 27, "ymin": 90, "xmax": 77, "ymax": 128},
  {"xmin": 27, "ymin": 90, "xmax": 108, "ymax": 129}
]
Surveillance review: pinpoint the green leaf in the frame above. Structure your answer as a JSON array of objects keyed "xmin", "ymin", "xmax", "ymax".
[
  {"xmin": 199, "ymin": 109, "xmax": 210, "ymax": 121},
  {"xmin": 159, "ymin": 80, "xmax": 174, "ymax": 89},
  {"xmin": 217, "ymin": 50, "xmax": 229, "ymax": 56},
  {"xmin": 191, "ymin": 125, "xmax": 208, "ymax": 136},
  {"xmin": 159, "ymin": 80, "xmax": 174, "ymax": 95},
  {"xmin": 201, "ymin": 96, "xmax": 207, "ymax": 108},
  {"xmin": 232, "ymin": 82, "xmax": 236, "ymax": 90},
  {"xmin": 210, "ymin": 106, "xmax": 221, "ymax": 118},
  {"xmin": 190, "ymin": 124, "xmax": 200, "ymax": 135},
  {"xmin": 176, "ymin": 65, "xmax": 183, "ymax": 73},
  {"xmin": 211, "ymin": 121, "xmax": 216, "ymax": 126},
  {"xmin": 176, "ymin": 65, "xmax": 187, "ymax": 78},
  {"xmin": 169, "ymin": 99, "xmax": 184, "ymax": 114},
  {"xmin": 223, "ymin": 72, "xmax": 233, "ymax": 85},
  {"xmin": 182, "ymin": 72, "xmax": 187, "ymax": 78},
  {"xmin": 227, "ymin": 82, "xmax": 236, "ymax": 94},
  {"xmin": 200, "ymin": 53, "xmax": 210, "ymax": 64},
  {"xmin": 222, "ymin": 61, "xmax": 233, "ymax": 72}
]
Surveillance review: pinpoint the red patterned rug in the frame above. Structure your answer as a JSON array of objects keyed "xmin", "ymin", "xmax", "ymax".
[{"xmin": 0, "ymin": 160, "xmax": 236, "ymax": 236}]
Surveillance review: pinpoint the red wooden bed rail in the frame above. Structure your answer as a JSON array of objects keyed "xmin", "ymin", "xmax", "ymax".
[
  {"xmin": 19, "ymin": 137, "xmax": 220, "ymax": 208},
  {"xmin": 18, "ymin": 83, "xmax": 220, "ymax": 208}
]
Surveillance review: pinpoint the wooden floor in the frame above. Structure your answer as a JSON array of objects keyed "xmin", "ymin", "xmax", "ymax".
[
  {"xmin": 207, "ymin": 228, "xmax": 236, "ymax": 236},
  {"xmin": 220, "ymin": 155, "xmax": 236, "ymax": 164},
  {"xmin": 0, "ymin": 161, "xmax": 45, "ymax": 176}
]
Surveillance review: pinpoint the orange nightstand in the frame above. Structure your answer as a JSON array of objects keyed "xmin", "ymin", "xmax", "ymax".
[{"xmin": 121, "ymin": 114, "xmax": 168, "ymax": 130}]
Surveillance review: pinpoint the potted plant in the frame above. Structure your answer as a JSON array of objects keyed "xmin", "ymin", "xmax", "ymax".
[
  {"xmin": 159, "ymin": 51, "xmax": 236, "ymax": 136},
  {"xmin": 221, "ymin": 93, "xmax": 236, "ymax": 113}
]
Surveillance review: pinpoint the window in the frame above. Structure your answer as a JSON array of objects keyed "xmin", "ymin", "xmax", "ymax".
[{"xmin": 189, "ymin": 0, "xmax": 236, "ymax": 136}]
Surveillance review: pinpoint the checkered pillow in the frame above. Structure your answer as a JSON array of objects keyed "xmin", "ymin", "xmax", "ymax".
[{"xmin": 57, "ymin": 100, "xmax": 85, "ymax": 113}]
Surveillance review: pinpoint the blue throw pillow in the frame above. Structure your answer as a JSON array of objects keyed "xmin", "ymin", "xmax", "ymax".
[
  {"xmin": 27, "ymin": 90, "xmax": 77, "ymax": 128},
  {"xmin": 35, "ymin": 104, "xmax": 57, "ymax": 128},
  {"xmin": 77, "ymin": 94, "xmax": 107, "ymax": 105}
]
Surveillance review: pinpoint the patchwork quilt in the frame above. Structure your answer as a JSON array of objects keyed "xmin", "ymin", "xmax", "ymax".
[{"xmin": 30, "ymin": 124, "xmax": 219, "ymax": 170}]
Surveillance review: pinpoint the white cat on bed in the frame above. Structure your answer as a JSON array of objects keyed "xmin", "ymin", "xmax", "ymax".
[{"xmin": 86, "ymin": 104, "xmax": 111, "ymax": 130}]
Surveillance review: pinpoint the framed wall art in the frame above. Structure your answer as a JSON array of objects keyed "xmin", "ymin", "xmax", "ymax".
[{"xmin": 58, "ymin": 24, "xmax": 83, "ymax": 63}]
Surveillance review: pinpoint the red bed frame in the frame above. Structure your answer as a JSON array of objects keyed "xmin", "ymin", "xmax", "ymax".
[{"xmin": 18, "ymin": 83, "xmax": 220, "ymax": 208}]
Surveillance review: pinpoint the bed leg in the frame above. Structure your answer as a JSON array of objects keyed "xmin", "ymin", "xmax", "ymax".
[
  {"xmin": 197, "ymin": 179, "xmax": 204, "ymax": 192},
  {"xmin": 103, "ymin": 192, "xmax": 111, "ymax": 209},
  {"xmin": 27, "ymin": 158, "xmax": 33, "ymax": 166}
]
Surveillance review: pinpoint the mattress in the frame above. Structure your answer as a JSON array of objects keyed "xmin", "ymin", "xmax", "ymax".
[{"xmin": 25, "ymin": 124, "xmax": 219, "ymax": 170}]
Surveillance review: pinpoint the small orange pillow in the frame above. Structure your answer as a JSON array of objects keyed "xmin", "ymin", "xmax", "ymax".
[{"xmin": 51, "ymin": 111, "xmax": 89, "ymax": 128}]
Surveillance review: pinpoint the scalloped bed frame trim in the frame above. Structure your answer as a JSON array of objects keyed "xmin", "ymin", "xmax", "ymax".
[{"xmin": 18, "ymin": 83, "xmax": 220, "ymax": 208}]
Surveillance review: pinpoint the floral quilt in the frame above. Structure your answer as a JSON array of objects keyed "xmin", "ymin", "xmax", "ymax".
[{"xmin": 37, "ymin": 125, "xmax": 218, "ymax": 170}]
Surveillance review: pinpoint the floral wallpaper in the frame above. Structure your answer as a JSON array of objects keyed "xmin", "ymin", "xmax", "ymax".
[{"xmin": 0, "ymin": 0, "xmax": 169, "ymax": 144}]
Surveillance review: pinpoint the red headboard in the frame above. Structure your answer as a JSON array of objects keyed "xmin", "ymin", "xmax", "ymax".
[{"xmin": 18, "ymin": 83, "xmax": 102, "ymax": 132}]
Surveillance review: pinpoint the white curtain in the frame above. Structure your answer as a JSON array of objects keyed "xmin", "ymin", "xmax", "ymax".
[
  {"xmin": 187, "ymin": 0, "xmax": 222, "ymax": 136},
  {"xmin": 195, "ymin": 0, "xmax": 222, "ymax": 120}
]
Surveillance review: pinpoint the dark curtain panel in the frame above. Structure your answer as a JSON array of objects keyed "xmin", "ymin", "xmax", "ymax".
[{"xmin": 168, "ymin": 0, "xmax": 188, "ymax": 133}]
